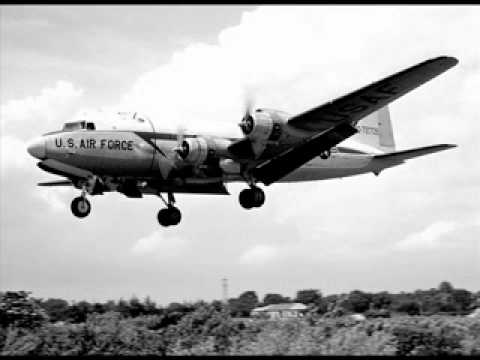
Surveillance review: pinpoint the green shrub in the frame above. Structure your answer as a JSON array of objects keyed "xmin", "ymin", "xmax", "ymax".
[
  {"xmin": 392, "ymin": 322, "xmax": 463, "ymax": 355},
  {"xmin": 1, "ymin": 328, "xmax": 41, "ymax": 355},
  {"xmin": 0, "ymin": 291, "xmax": 49, "ymax": 329}
]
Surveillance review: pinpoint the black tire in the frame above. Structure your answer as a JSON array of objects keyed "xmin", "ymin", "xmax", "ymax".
[
  {"xmin": 157, "ymin": 208, "xmax": 171, "ymax": 226},
  {"xmin": 239, "ymin": 189, "xmax": 254, "ymax": 209},
  {"xmin": 252, "ymin": 188, "xmax": 265, "ymax": 207},
  {"xmin": 71, "ymin": 197, "xmax": 91, "ymax": 218},
  {"xmin": 167, "ymin": 207, "xmax": 182, "ymax": 226}
]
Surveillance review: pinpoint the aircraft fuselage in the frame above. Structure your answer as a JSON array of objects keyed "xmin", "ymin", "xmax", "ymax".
[{"xmin": 32, "ymin": 127, "xmax": 386, "ymax": 185}]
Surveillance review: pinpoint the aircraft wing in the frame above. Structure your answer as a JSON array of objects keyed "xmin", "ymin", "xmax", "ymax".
[
  {"xmin": 252, "ymin": 122, "xmax": 357, "ymax": 185},
  {"xmin": 287, "ymin": 56, "xmax": 458, "ymax": 132},
  {"xmin": 252, "ymin": 56, "xmax": 458, "ymax": 185}
]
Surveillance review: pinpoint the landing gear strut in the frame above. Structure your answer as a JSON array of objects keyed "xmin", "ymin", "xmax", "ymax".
[
  {"xmin": 71, "ymin": 188, "xmax": 91, "ymax": 218},
  {"xmin": 239, "ymin": 186, "xmax": 265, "ymax": 209},
  {"xmin": 157, "ymin": 192, "xmax": 182, "ymax": 227}
]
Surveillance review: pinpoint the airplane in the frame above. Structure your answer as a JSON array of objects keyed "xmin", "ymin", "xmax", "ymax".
[{"xmin": 27, "ymin": 56, "xmax": 458, "ymax": 227}]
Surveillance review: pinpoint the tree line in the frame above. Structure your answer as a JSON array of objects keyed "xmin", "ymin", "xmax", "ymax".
[
  {"xmin": 1, "ymin": 281, "xmax": 478, "ymax": 329},
  {"xmin": 0, "ymin": 282, "xmax": 479, "ymax": 355}
]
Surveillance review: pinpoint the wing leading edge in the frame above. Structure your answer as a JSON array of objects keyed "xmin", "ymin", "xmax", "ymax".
[
  {"xmin": 252, "ymin": 56, "xmax": 458, "ymax": 185},
  {"xmin": 287, "ymin": 56, "xmax": 458, "ymax": 132}
]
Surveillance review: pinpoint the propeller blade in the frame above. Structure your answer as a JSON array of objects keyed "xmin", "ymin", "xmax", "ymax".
[
  {"xmin": 172, "ymin": 126, "xmax": 188, "ymax": 158},
  {"xmin": 239, "ymin": 94, "xmax": 255, "ymax": 135},
  {"xmin": 158, "ymin": 126, "xmax": 187, "ymax": 179}
]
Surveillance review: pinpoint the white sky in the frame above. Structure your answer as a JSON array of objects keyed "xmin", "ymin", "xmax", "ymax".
[{"xmin": 1, "ymin": 5, "xmax": 479, "ymax": 305}]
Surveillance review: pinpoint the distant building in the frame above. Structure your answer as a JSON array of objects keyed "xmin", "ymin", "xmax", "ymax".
[
  {"xmin": 251, "ymin": 303, "xmax": 308, "ymax": 319},
  {"xmin": 349, "ymin": 313, "xmax": 366, "ymax": 322},
  {"xmin": 467, "ymin": 308, "xmax": 480, "ymax": 318}
]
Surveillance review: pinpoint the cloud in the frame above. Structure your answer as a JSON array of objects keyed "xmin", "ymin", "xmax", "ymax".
[
  {"xmin": 118, "ymin": 6, "xmax": 480, "ymax": 266},
  {"xmin": 1, "ymin": 80, "xmax": 84, "ymax": 140},
  {"xmin": 2, "ymin": 6, "xmax": 480, "ymax": 301},
  {"xmin": 394, "ymin": 221, "xmax": 460, "ymax": 251},
  {"xmin": 34, "ymin": 186, "xmax": 72, "ymax": 213},
  {"xmin": 120, "ymin": 6, "xmax": 479, "ymax": 140},
  {"xmin": 0, "ymin": 135, "xmax": 30, "ymax": 174},
  {"xmin": 239, "ymin": 244, "xmax": 279, "ymax": 265},
  {"xmin": 0, "ymin": 80, "xmax": 84, "ymax": 204},
  {"xmin": 131, "ymin": 230, "xmax": 187, "ymax": 257}
]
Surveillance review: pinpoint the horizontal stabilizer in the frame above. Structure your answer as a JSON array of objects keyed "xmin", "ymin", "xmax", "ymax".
[
  {"xmin": 38, "ymin": 180, "xmax": 73, "ymax": 187},
  {"xmin": 374, "ymin": 144, "xmax": 456, "ymax": 163}
]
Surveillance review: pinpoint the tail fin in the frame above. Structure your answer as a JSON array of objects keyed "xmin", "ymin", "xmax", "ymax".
[{"xmin": 351, "ymin": 106, "xmax": 396, "ymax": 153}]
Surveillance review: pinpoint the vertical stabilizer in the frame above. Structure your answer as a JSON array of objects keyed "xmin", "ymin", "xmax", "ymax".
[{"xmin": 351, "ymin": 106, "xmax": 396, "ymax": 153}]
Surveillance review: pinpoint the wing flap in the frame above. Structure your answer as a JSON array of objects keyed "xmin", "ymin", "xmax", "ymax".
[
  {"xmin": 252, "ymin": 122, "xmax": 358, "ymax": 185},
  {"xmin": 288, "ymin": 56, "xmax": 458, "ymax": 132}
]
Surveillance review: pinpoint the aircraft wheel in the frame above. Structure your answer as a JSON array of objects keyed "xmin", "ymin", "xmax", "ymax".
[
  {"xmin": 239, "ymin": 188, "xmax": 265, "ymax": 209},
  {"xmin": 251, "ymin": 187, "xmax": 265, "ymax": 207},
  {"xmin": 158, "ymin": 208, "xmax": 170, "ymax": 226},
  {"xmin": 71, "ymin": 197, "xmax": 91, "ymax": 218},
  {"xmin": 167, "ymin": 207, "xmax": 182, "ymax": 226},
  {"xmin": 239, "ymin": 189, "xmax": 254, "ymax": 209},
  {"xmin": 157, "ymin": 207, "xmax": 182, "ymax": 226}
]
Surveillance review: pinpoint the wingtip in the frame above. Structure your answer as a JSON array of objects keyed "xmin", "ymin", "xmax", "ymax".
[
  {"xmin": 437, "ymin": 143, "xmax": 457, "ymax": 150},
  {"xmin": 437, "ymin": 56, "xmax": 459, "ymax": 67}
]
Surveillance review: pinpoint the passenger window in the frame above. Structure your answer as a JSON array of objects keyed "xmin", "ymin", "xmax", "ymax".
[{"xmin": 86, "ymin": 122, "xmax": 95, "ymax": 130}]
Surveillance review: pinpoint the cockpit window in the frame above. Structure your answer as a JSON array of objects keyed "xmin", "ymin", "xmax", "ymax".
[
  {"xmin": 133, "ymin": 112, "xmax": 146, "ymax": 123},
  {"xmin": 62, "ymin": 120, "xmax": 95, "ymax": 131}
]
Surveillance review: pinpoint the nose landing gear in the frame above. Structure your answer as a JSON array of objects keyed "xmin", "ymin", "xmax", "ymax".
[
  {"xmin": 157, "ymin": 192, "xmax": 182, "ymax": 227},
  {"xmin": 71, "ymin": 189, "xmax": 91, "ymax": 218}
]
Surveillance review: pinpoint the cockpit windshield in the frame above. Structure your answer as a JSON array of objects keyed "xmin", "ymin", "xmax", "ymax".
[{"xmin": 62, "ymin": 120, "xmax": 96, "ymax": 131}]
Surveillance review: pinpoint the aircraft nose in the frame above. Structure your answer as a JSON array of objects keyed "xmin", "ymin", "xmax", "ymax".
[{"xmin": 27, "ymin": 136, "xmax": 46, "ymax": 159}]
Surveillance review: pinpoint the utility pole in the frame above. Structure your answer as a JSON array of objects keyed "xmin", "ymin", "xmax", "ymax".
[{"xmin": 222, "ymin": 278, "xmax": 228, "ymax": 304}]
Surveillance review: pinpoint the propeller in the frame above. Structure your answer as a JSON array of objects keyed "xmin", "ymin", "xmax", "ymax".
[
  {"xmin": 158, "ymin": 126, "xmax": 187, "ymax": 179},
  {"xmin": 172, "ymin": 126, "xmax": 188, "ymax": 159},
  {"xmin": 238, "ymin": 93, "xmax": 255, "ymax": 135}
]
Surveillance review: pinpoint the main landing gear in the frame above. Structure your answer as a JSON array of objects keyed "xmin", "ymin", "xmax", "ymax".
[
  {"xmin": 239, "ymin": 186, "xmax": 265, "ymax": 209},
  {"xmin": 157, "ymin": 192, "xmax": 182, "ymax": 227},
  {"xmin": 71, "ymin": 189, "xmax": 91, "ymax": 218}
]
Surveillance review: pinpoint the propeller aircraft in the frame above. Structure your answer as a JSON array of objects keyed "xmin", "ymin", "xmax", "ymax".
[{"xmin": 27, "ymin": 56, "xmax": 458, "ymax": 226}]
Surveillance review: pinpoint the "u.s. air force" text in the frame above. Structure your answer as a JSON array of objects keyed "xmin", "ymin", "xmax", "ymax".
[{"xmin": 55, "ymin": 138, "xmax": 134, "ymax": 151}]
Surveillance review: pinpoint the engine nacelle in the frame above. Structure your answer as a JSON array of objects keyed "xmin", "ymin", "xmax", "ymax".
[
  {"xmin": 177, "ymin": 137, "xmax": 231, "ymax": 165},
  {"xmin": 239, "ymin": 110, "xmax": 283, "ymax": 143}
]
